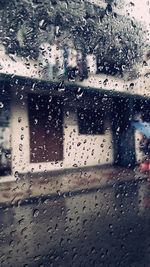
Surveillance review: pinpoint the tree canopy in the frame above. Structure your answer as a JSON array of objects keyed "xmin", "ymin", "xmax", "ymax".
[{"xmin": 0, "ymin": 0, "xmax": 147, "ymax": 75}]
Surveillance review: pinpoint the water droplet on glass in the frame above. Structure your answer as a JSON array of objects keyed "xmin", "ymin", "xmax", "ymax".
[
  {"xmin": 0, "ymin": 102, "xmax": 4, "ymax": 108},
  {"xmin": 33, "ymin": 209, "xmax": 39, "ymax": 218}
]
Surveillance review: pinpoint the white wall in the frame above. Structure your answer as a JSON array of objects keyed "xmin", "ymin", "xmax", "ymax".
[
  {"xmin": 11, "ymin": 90, "xmax": 30, "ymax": 174},
  {"xmin": 63, "ymin": 110, "xmax": 113, "ymax": 168},
  {"xmin": 11, "ymin": 89, "xmax": 114, "ymax": 174}
]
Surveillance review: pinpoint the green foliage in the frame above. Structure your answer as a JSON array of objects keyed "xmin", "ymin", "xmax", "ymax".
[{"xmin": 0, "ymin": 0, "xmax": 146, "ymax": 73}]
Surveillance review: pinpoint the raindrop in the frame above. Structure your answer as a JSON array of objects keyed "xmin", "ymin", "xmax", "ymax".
[
  {"xmin": 77, "ymin": 142, "xmax": 81, "ymax": 147},
  {"xmin": 33, "ymin": 209, "xmax": 39, "ymax": 218},
  {"xmin": 0, "ymin": 102, "xmax": 4, "ymax": 108},
  {"xmin": 83, "ymin": 219, "xmax": 87, "ymax": 226},
  {"xmin": 58, "ymin": 82, "xmax": 65, "ymax": 92},
  {"xmin": 14, "ymin": 171, "xmax": 19, "ymax": 178},
  {"xmin": 103, "ymin": 79, "xmax": 108, "ymax": 86},
  {"xmin": 20, "ymin": 94, "xmax": 23, "ymax": 100},
  {"xmin": 47, "ymin": 227, "xmax": 52, "ymax": 233},
  {"xmin": 66, "ymin": 111, "xmax": 70, "ymax": 117},
  {"xmin": 129, "ymin": 83, "xmax": 134, "ymax": 89},
  {"xmin": 34, "ymin": 255, "xmax": 41, "ymax": 261},
  {"xmin": 39, "ymin": 19, "xmax": 45, "ymax": 28},
  {"xmin": 34, "ymin": 119, "xmax": 38, "ymax": 125},
  {"xmin": 91, "ymin": 247, "xmax": 96, "ymax": 254},
  {"xmin": 18, "ymin": 218, "xmax": 24, "ymax": 225},
  {"xmin": 18, "ymin": 117, "xmax": 22, "ymax": 123},
  {"xmin": 21, "ymin": 134, "xmax": 24, "ymax": 140},
  {"xmin": 19, "ymin": 144, "xmax": 23, "ymax": 151},
  {"xmin": 76, "ymin": 88, "xmax": 83, "ymax": 99},
  {"xmin": 115, "ymin": 193, "xmax": 120, "ymax": 199}
]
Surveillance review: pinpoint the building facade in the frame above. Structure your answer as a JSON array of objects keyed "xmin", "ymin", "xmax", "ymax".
[{"xmin": 0, "ymin": 0, "xmax": 149, "ymax": 181}]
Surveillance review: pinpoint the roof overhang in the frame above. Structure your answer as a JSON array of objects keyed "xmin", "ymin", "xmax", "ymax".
[{"xmin": 0, "ymin": 45, "xmax": 150, "ymax": 99}]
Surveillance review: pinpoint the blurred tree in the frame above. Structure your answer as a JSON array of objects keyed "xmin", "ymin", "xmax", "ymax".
[{"xmin": 0, "ymin": 0, "xmax": 146, "ymax": 76}]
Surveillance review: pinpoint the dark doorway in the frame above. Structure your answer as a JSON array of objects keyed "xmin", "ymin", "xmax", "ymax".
[
  {"xmin": 112, "ymin": 97, "xmax": 136, "ymax": 167},
  {"xmin": 28, "ymin": 94, "xmax": 63, "ymax": 163}
]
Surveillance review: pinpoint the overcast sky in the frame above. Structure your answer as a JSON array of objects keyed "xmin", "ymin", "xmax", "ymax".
[
  {"xmin": 124, "ymin": 0, "xmax": 150, "ymax": 24},
  {"xmin": 88, "ymin": 0, "xmax": 150, "ymax": 30}
]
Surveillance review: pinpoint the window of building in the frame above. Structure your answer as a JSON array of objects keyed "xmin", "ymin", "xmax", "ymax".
[{"xmin": 77, "ymin": 108, "xmax": 105, "ymax": 135}]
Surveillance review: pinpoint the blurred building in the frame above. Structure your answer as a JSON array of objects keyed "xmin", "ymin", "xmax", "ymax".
[{"xmin": 0, "ymin": 0, "xmax": 149, "ymax": 180}]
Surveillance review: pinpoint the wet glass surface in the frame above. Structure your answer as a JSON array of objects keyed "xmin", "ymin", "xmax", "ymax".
[{"xmin": 1, "ymin": 0, "xmax": 150, "ymax": 266}]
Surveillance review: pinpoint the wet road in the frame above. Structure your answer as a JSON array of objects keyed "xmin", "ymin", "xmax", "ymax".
[{"xmin": 0, "ymin": 179, "xmax": 150, "ymax": 267}]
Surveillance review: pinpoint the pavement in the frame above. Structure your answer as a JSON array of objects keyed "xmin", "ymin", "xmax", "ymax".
[
  {"xmin": 0, "ymin": 165, "xmax": 149, "ymax": 266},
  {"xmin": 0, "ymin": 165, "xmax": 147, "ymax": 206},
  {"xmin": 0, "ymin": 171, "xmax": 149, "ymax": 267}
]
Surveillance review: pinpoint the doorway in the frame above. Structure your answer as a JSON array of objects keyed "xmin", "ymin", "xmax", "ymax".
[
  {"xmin": 112, "ymin": 97, "xmax": 136, "ymax": 167},
  {"xmin": 28, "ymin": 94, "xmax": 63, "ymax": 163}
]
